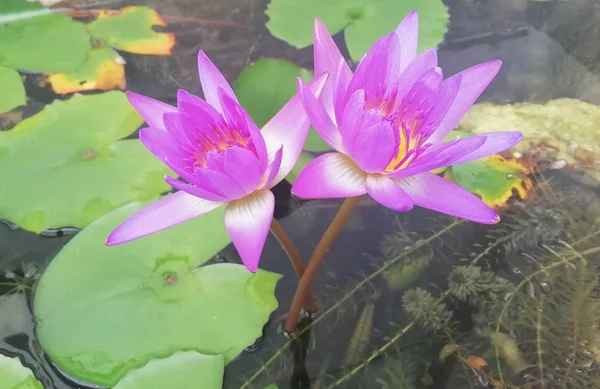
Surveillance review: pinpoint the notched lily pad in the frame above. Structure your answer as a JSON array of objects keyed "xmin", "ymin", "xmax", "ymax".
[
  {"xmin": 34, "ymin": 201, "xmax": 279, "ymax": 388},
  {"xmin": 87, "ymin": 7, "xmax": 176, "ymax": 55},
  {"xmin": 0, "ymin": 354, "xmax": 42, "ymax": 389},
  {"xmin": 113, "ymin": 351, "xmax": 224, "ymax": 389},
  {"xmin": 445, "ymin": 155, "xmax": 532, "ymax": 209},
  {"xmin": 0, "ymin": 91, "xmax": 171, "ymax": 233},
  {"xmin": 48, "ymin": 47, "xmax": 126, "ymax": 94},
  {"xmin": 265, "ymin": 0, "xmax": 449, "ymax": 61}
]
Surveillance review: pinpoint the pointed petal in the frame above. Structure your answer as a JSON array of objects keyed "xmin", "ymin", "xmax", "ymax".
[
  {"xmin": 451, "ymin": 131, "xmax": 523, "ymax": 164},
  {"xmin": 224, "ymin": 190, "xmax": 274, "ymax": 272},
  {"xmin": 396, "ymin": 172, "xmax": 499, "ymax": 224},
  {"xmin": 314, "ymin": 17, "xmax": 353, "ymax": 121},
  {"xmin": 428, "ymin": 60, "xmax": 502, "ymax": 143},
  {"xmin": 126, "ymin": 92, "xmax": 176, "ymax": 131},
  {"xmin": 366, "ymin": 174, "xmax": 413, "ymax": 211},
  {"xmin": 139, "ymin": 128, "xmax": 194, "ymax": 182},
  {"xmin": 394, "ymin": 11, "xmax": 419, "ymax": 73},
  {"xmin": 292, "ymin": 152, "xmax": 367, "ymax": 199},
  {"xmin": 261, "ymin": 73, "xmax": 328, "ymax": 186},
  {"xmin": 164, "ymin": 175, "xmax": 228, "ymax": 202},
  {"xmin": 193, "ymin": 167, "xmax": 248, "ymax": 200},
  {"xmin": 297, "ymin": 77, "xmax": 344, "ymax": 151},
  {"xmin": 333, "ymin": 57, "xmax": 352, "ymax": 124},
  {"xmin": 106, "ymin": 191, "xmax": 224, "ymax": 245},
  {"xmin": 220, "ymin": 147, "xmax": 263, "ymax": 193},
  {"xmin": 197, "ymin": 50, "xmax": 238, "ymax": 113},
  {"xmin": 389, "ymin": 136, "xmax": 486, "ymax": 178},
  {"xmin": 395, "ymin": 48, "xmax": 438, "ymax": 102},
  {"xmin": 263, "ymin": 146, "xmax": 284, "ymax": 189},
  {"xmin": 176, "ymin": 89, "xmax": 221, "ymax": 122},
  {"xmin": 340, "ymin": 89, "xmax": 366, "ymax": 140},
  {"xmin": 345, "ymin": 121, "xmax": 395, "ymax": 173}
]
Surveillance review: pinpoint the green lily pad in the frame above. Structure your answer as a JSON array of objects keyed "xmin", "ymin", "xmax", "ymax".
[
  {"xmin": 0, "ymin": 66, "xmax": 25, "ymax": 114},
  {"xmin": 0, "ymin": 91, "xmax": 171, "ymax": 233},
  {"xmin": 445, "ymin": 154, "xmax": 532, "ymax": 209},
  {"xmin": 113, "ymin": 351, "xmax": 224, "ymax": 389},
  {"xmin": 0, "ymin": 0, "xmax": 50, "ymax": 25},
  {"xmin": 34, "ymin": 200, "xmax": 280, "ymax": 388},
  {"xmin": 265, "ymin": 0, "xmax": 449, "ymax": 61},
  {"xmin": 87, "ymin": 7, "xmax": 175, "ymax": 55},
  {"xmin": 0, "ymin": 354, "xmax": 42, "ymax": 389},
  {"xmin": 234, "ymin": 58, "xmax": 331, "ymax": 152},
  {"xmin": 0, "ymin": 10, "xmax": 90, "ymax": 73}
]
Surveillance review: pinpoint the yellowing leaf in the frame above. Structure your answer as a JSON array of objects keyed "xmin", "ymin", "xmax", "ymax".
[
  {"xmin": 445, "ymin": 155, "xmax": 532, "ymax": 209},
  {"xmin": 466, "ymin": 355, "xmax": 487, "ymax": 370},
  {"xmin": 48, "ymin": 48, "xmax": 125, "ymax": 94},
  {"xmin": 87, "ymin": 7, "xmax": 175, "ymax": 55},
  {"xmin": 438, "ymin": 344, "xmax": 458, "ymax": 361}
]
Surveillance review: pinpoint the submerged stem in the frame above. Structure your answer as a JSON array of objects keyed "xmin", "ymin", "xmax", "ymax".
[
  {"xmin": 270, "ymin": 219, "xmax": 317, "ymax": 312},
  {"xmin": 284, "ymin": 196, "xmax": 361, "ymax": 333}
]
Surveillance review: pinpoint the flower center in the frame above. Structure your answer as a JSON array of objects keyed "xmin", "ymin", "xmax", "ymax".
[{"xmin": 194, "ymin": 125, "xmax": 251, "ymax": 168}]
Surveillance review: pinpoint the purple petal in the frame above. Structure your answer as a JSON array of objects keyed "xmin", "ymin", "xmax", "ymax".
[
  {"xmin": 451, "ymin": 131, "xmax": 523, "ymax": 165},
  {"xmin": 395, "ymin": 48, "xmax": 438, "ymax": 102},
  {"xmin": 292, "ymin": 152, "xmax": 367, "ymax": 199},
  {"xmin": 106, "ymin": 191, "xmax": 224, "ymax": 245},
  {"xmin": 126, "ymin": 92, "xmax": 176, "ymax": 131},
  {"xmin": 197, "ymin": 50, "xmax": 239, "ymax": 114},
  {"xmin": 389, "ymin": 136, "xmax": 486, "ymax": 178},
  {"xmin": 394, "ymin": 11, "xmax": 419, "ymax": 73},
  {"xmin": 314, "ymin": 18, "xmax": 353, "ymax": 121},
  {"xmin": 261, "ymin": 73, "xmax": 328, "ymax": 186},
  {"xmin": 219, "ymin": 147, "xmax": 263, "ymax": 193},
  {"xmin": 297, "ymin": 77, "xmax": 344, "ymax": 151},
  {"xmin": 262, "ymin": 146, "xmax": 284, "ymax": 189},
  {"xmin": 428, "ymin": 60, "xmax": 502, "ymax": 144},
  {"xmin": 396, "ymin": 172, "xmax": 499, "ymax": 224},
  {"xmin": 176, "ymin": 89, "xmax": 221, "ymax": 122},
  {"xmin": 333, "ymin": 57, "xmax": 352, "ymax": 124},
  {"xmin": 224, "ymin": 189, "xmax": 274, "ymax": 272},
  {"xmin": 340, "ymin": 89, "xmax": 365, "ymax": 141},
  {"xmin": 193, "ymin": 167, "xmax": 248, "ymax": 201},
  {"xmin": 345, "ymin": 121, "xmax": 395, "ymax": 173},
  {"xmin": 139, "ymin": 128, "xmax": 194, "ymax": 182},
  {"xmin": 366, "ymin": 174, "xmax": 413, "ymax": 211},
  {"xmin": 164, "ymin": 175, "xmax": 228, "ymax": 202}
]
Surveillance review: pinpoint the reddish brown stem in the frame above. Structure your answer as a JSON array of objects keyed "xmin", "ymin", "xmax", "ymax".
[
  {"xmin": 284, "ymin": 196, "xmax": 361, "ymax": 333},
  {"xmin": 270, "ymin": 219, "xmax": 317, "ymax": 312}
]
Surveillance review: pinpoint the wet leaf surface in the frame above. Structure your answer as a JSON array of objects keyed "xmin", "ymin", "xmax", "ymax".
[
  {"xmin": 0, "ymin": 92, "xmax": 170, "ymax": 233},
  {"xmin": 0, "ymin": 354, "xmax": 42, "ymax": 389},
  {"xmin": 0, "ymin": 66, "xmax": 25, "ymax": 114},
  {"xmin": 34, "ymin": 200, "xmax": 278, "ymax": 387},
  {"xmin": 265, "ymin": 0, "xmax": 449, "ymax": 61},
  {"xmin": 113, "ymin": 351, "xmax": 224, "ymax": 389}
]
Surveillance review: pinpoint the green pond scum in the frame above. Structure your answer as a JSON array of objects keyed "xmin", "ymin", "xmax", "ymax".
[{"xmin": 1, "ymin": 0, "xmax": 600, "ymax": 389}]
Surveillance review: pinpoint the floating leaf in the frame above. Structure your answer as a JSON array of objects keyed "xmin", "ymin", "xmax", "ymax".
[
  {"xmin": 234, "ymin": 58, "xmax": 331, "ymax": 152},
  {"xmin": 466, "ymin": 355, "xmax": 487, "ymax": 370},
  {"xmin": 0, "ymin": 12, "xmax": 90, "ymax": 73},
  {"xmin": 265, "ymin": 0, "xmax": 449, "ymax": 61},
  {"xmin": 0, "ymin": 0, "xmax": 50, "ymax": 25},
  {"xmin": 0, "ymin": 92, "xmax": 171, "ymax": 233},
  {"xmin": 286, "ymin": 151, "xmax": 315, "ymax": 184},
  {"xmin": 87, "ymin": 7, "xmax": 175, "ymax": 55},
  {"xmin": 0, "ymin": 354, "xmax": 42, "ymax": 389},
  {"xmin": 445, "ymin": 154, "xmax": 532, "ymax": 209},
  {"xmin": 113, "ymin": 351, "xmax": 224, "ymax": 389},
  {"xmin": 438, "ymin": 344, "xmax": 458, "ymax": 361},
  {"xmin": 48, "ymin": 47, "xmax": 125, "ymax": 94},
  {"xmin": 34, "ymin": 201, "xmax": 279, "ymax": 387},
  {"xmin": 383, "ymin": 256, "xmax": 431, "ymax": 291},
  {"xmin": 0, "ymin": 66, "xmax": 25, "ymax": 114}
]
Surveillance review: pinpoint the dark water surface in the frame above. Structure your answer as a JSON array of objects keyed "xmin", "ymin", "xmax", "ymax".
[{"xmin": 2, "ymin": 0, "xmax": 600, "ymax": 388}]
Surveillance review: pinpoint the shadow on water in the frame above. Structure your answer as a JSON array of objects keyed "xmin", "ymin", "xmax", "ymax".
[{"xmin": 2, "ymin": 0, "xmax": 600, "ymax": 388}]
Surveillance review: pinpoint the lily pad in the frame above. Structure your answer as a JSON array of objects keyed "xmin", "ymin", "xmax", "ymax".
[
  {"xmin": 87, "ymin": 7, "xmax": 176, "ymax": 55},
  {"xmin": 34, "ymin": 201, "xmax": 280, "ymax": 388},
  {"xmin": 113, "ymin": 351, "xmax": 224, "ymax": 389},
  {"xmin": 0, "ymin": 91, "xmax": 171, "ymax": 233},
  {"xmin": 0, "ymin": 11, "xmax": 90, "ymax": 73},
  {"xmin": 445, "ymin": 155, "xmax": 532, "ymax": 209},
  {"xmin": 0, "ymin": 0, "xmax": 50, "ymax": 25},
  {"xmin": 234, "ymin": 58, "xmax": 331, "ymax": 151},
  {"xmin": 48, "ymin": 47, "xmax": 126, "ymax": 94},
  {"xmin": 0, "ymin": 354, "xmax": 42, "ymax": 389},
  {"xmin": 265, "ymin": 0, "xmax": 449, "ymax": 61},
  {"xmin": 0, "ymin": 66, "xmax": 25, "ymax": 114}
]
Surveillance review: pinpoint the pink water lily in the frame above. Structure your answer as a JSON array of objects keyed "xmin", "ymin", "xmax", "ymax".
[
  {"xmin": 292, "ymin": 11, "xmax": 522, "ymax": 223},
  {"xmin": 106, "ymin": 51, "xmax": 327, "ymax": 272}
]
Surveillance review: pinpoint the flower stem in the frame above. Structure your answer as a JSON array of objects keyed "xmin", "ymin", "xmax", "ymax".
[
  {"xmin": 270, "ymin": 219, "xmax": 317, "ymax": 312},
  {"xmin": 284, "ymin": 196, "xmax": 361, "ymax": 333}
]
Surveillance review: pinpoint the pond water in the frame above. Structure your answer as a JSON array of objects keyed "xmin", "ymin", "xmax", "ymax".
[{"xmin": 2, "ymin": 0, "xmax": 600, "ymax": 388}]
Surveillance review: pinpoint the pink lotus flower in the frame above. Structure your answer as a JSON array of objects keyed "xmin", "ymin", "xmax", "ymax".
[
  {"xmin": 106, "ymin": 51, "xmax": 327, "ymax": 272},
  {"xmin": 292, "ymin": 12, "xmax": 522, "ymax": 223}
]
